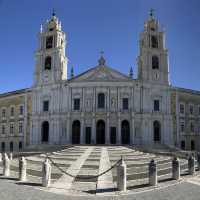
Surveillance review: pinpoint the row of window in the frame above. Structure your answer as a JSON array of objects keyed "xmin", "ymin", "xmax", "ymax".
[
  {"xmin": 180, "ymin": 121, "xmax": 200, "ymax": 133},
  {"xmin": 42, "ymin": 97, "xmax": 160, "ymax": 112},
  {"xmin": 1, "ymin": 141, "xmax": 23, "ymax": 152},
  {"xmin": 180, "ymin": 103, "xmax": 200, "ymax": 115},
  {"xmin": 0, "ymin": 105, "xmax": 24, "ymax": 118},
  {"xmin": 1, "ymin": 122, "xmax": 24, "ymax": 135}
]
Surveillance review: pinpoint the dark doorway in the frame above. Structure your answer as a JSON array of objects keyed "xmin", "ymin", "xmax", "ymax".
[
  {"xmin": 181, "ymin": 140, "xmax": 185, "ymax": 150},
  {"xmin": 72, "ymin": 120, "xmax": 80, "ymax": 144},
  {"xmin": 42, "ymin": 121, "xmax": 49, "ymax": 143},
  {"xmin": 85, "ymin": 127, "xmax": 91, "ymax": 144},
  {"xmin": 19, "ymin": 141, "xmax": 23, "ymax": 151},
  {"xmin": 10, "ymin": 142, "xmax": 13, "ymax": 152},
  {"xmin": 191, "ymin": 140, "xmax": 195, "ymax": 150},
  {"xmin": 1, "ymin": 142, "xmax": 5, "ymax": 152},
  {"xmin": 153, "ymin": 121, "xmax": 161, "ymax": 142},
  {"xmin": 96, "ymin": 120, "xmax": 105, "ymax": 144},
  {"xmin": 121, "ymin": 120, "xmax": 130, "ymax": 144},
  {"xmin": 110, "ymin": 127, "xmax": 116, "ymax": 144}
]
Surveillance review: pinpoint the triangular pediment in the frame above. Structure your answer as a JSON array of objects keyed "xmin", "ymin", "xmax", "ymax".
[{"xmin": 70, "ymin": 65, "xmax": 131, "ymax": 82}]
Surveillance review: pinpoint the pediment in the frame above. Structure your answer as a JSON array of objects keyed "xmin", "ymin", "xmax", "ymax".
[{"xmin": 70, "ymin": 65, "xmax": 131, "ymax": 82}]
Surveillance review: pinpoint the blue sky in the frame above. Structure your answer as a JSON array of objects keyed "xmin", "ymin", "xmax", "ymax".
[{"xmin": 0, "ymin": 0, "xmax": 199, "ymax": 93}]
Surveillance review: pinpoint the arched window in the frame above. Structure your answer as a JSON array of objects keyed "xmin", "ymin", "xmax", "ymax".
[
  {"xmin": 72, "ymin": 120, "xmax": 81, "ymax": 144},
  {"xmin": 19, "ymin": 141, "xmax": 23, "ymax": 151},
  {"xmin": 45, "ymin": 56, "xmax": 51, "ymax": 70},
  {"xmin": 152, "ymin": 56, "xmax": 159, "ymax": 69},
  {"xmin": 98, "ymin": 93, "xmax": 105, "ymax": 109},
  {"xmin": 46, "ymin": 36, "xmax": 53, "ymax": 49},
  {"xmin": 151, "ymin": 35, "xmax": 158, "ymax": 48}
]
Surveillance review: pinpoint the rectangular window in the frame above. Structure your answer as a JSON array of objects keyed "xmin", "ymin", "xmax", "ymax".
[
  {"xmin": 98, "ymin": 93, "xmax": 105, "ymax": 109},
  {"xmin": 154, "ymin": 100, "xmax": 160, "ymax": 111},
  {"xmin": 180, "ymin": 122, "xmax": 185, "ymax": 132},
  {"xmin": 74, "ymin": 98, "xmax": 80, "ymax": 110},
  {"xmin": 10, "ymin": 107, "xmax": 14, "ymax": 117},
  {"xmin": 43, "ymin": 101, "xmax": 49, "ymax": 112},
  {"xmin": 189, "ymin": 105, "xmax": 194, "ymax": 115},
  {"xmin": 19, "ymin": 105, "xmax": 24, "ymax": 115},
  {"xmin": 19, "ymin": 122, "xmax": 23, "ymax": 133},
  {"xmin": 190, "ymin": 122, "xmax": 194, "ymax": 132},
  {"xmin": 2, "ymin": 109, "xmax": 6, "ymax": 118},
  {"xmin": 180, "ymin": 104, "xmax": 185, "ymax": 114},
  {"xmin": 2, "ymin": 125, "xmax": 5, "ymax": 134},
  {"xmin": 10, "ymin": 124, "xmax": 14, "ymax": 134},
  {"xmin": 122, "ymin": 98, "xmax": 129, "ymax": 110}
]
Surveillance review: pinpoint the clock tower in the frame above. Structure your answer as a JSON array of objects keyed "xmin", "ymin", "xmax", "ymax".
[
  {"xmin": 34, "ymin": 12, "xmax": 67, "ymax": 86},
  {"xmin": 137, "ymin": 10, "xmax": 169, "ymax": 85}
]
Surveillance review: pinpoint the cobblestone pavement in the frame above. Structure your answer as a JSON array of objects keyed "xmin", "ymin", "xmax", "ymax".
[{"xmin": 1, "ymin": 178, "xmax": 200, "ymax": 200}]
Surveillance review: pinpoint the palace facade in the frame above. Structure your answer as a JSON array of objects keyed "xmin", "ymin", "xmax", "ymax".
[{"xmin": 0, "ymin": 12, "xmax": 199, "ymax": 151}]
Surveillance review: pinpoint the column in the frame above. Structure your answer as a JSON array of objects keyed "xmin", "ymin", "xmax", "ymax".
[
  {"xmin": 66, "ymin": 114, "xmax": 70, "ymax": 143},
  {"xmin": 117, "ymin": 113, "xmax": 121, "ymax": 144},
  {"xmin": 131, "ymin": 114, "xmax": 135, "ymax": 145},
  {"xmin": 80, "ymin": 113, "xmax": 84, "ymax": 144},
  {"xmin": 92, "ymin": 113, "xmax": 96, "ymax": 144},
  {"xmin": 106, "ymin": 113, "xmax": 110, "ymax": 144}
]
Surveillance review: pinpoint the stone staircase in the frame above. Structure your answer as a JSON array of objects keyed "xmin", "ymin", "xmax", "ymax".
[{"xmin": 0, "ymin": 146, "xmax": 189, "ymax": 195}]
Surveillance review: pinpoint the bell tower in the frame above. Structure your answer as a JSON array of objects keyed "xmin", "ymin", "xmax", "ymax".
[
  {"xmin": 137, "ymin": 10, "xmax": 169, "ymax": 85},
  {"xmin": 34, "ymin": 12, "xmax": 67, "ymax": 86}
]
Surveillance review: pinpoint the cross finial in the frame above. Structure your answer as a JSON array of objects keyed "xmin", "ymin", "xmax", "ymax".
[
  {"xmin": 52, "ymin": 8, "xmax": 56, "ymax": 17},
  {"xmin": 98, "ymin": 50, "xmax": 106, "ymax": 66},
  {"xmin": 149, "ymin": 8, "xmax": 154, "ymax": 18}
]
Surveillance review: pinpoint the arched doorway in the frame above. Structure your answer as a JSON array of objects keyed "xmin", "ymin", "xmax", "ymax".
[
  {"xmin": 41, "ymin": 121, "xmax": 49, "ymax": 143},
  {"xmin": 96, "ymin": 120, "xmax": 105, "ymax": 144},
  {"xmin": 121, "ymin": 120, "xmax": 130, "ymax": 144},
  {"xmin": 72, "ymin": 120, "xmax": 80, "ymax": 144},
  {"xmin": 191, "ymin": 140, "xmax": 195, "ymax": 150},
  {"xmin": 153, "ymin": 121, "xmax": 161, "ymax": 142}
]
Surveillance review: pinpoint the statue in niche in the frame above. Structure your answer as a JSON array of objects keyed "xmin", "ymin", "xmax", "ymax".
[{"xmin": 111, "ymin": 98, "xmax": 115, "ymax": 108}]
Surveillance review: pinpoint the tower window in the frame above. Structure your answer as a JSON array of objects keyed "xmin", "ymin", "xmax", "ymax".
[
  {"xmin": 10, "ymin": 107, "xmax": 14, "ymax": 117},
  {"xmin": 19, "ymin": 105, "xmax": 24, "ymax": 115},
  {"xmin": 74, "ymin": 98, "xmax": 80, "ymax": 110},
  {"xmin": 180, "ymin": 104, "xmax": 185, "ymax": 114},
  {"xmin": 46, "ymin": 36, "xmax": 53, "ymax": 49},
  {"xmin": 151, "ymin": 35, "xmax": 158, "ymax": 48},
  {"xmin": 152, "ymin": 56, "xmax": 159, "ymax": 69},
  {"xmin": 43, "ymin": 101, "xmax": 49, "ymax": 112},
  {"xmin": 122, "ymin": 98, "xmax": 129, "ymax": 110},
  {"xmin": 2, "ymin": 125, "xmax": 5, "ymax": 134},
  {"xmin": 98, "ymin": 93, "xmax": 105, "ymax": 109},
  {"xmin": 10, "ymin": 124, "xmax": 14, "ymax": 134},
  {"xmin": 154, "ymin": 100, "xmax": 160, "ymax": 111},
  {"xmin": 45, "ymin": 56, "xmax": 52, "ymax": 70},
  {"xmin": 2, "ymin": 108, "xmax": 6, "ymax": 118},
  {"xmin": 190, "ymin": 122, "xmax": 194, "ymax": 132},
  {"xmin": 189, "ymin": 104, "xmax": 194, "ymax": 115},
  {"xmin": 19, "ymin": 122, "xmax": 23, "ymax": 133}
]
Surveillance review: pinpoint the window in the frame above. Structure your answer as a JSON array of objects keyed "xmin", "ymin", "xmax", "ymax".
[
  {"xmin": 198, "ymin": 106, "xmax": 200, "ymax": 115},
  {"xmin": 74, "ymin": 98, "xmax": 80, "ymax": 110},
  {"xmin": 190, "ymin": 122, "xmax": 194, "ymax": 132},
  {"xmin": 180, "ymin": 122, "xmax": 185, "ymax": 132},
  {"xmin": 98, "ymin": 93, "xmax": 105, "ymax": 109},
  {"xmin": 43, "ymin": 101, "xmax": 49, "ymax": 112},
  {"xmin": 2, "ymin": 125, "xmax": 5, "ymax": 134},
  {"xmin": 19, "ymin": 141, "xmax": 23, "ymax": 150},
  {"xmin": 189, "ymin": 104, "xmax": 194, "ymax": 115},
  {"xmin": 154, "ymin": 100, "xmax": 160, "ymax": 111},
  {"xmin": 151, "ymin": 35, "xmax": 158, "ymax": 48},
  {"xmin": 19, "ymin": 105, "xmax": 24, "ymax": 115},
  {"xmin": 180, "ymin": 104, "xmax": 185, "ymax": 114},
  {"xmin": 2, "ymin": 108, "xmax": 6, "ymax": 118},
  {"xmin": 46, "ymin": 36, "xmax": 53, "ymax": 49},
  {"xmin": 19, "ymin": 122, "xmax": 23, "ymax": 133},
  {"xmin": 44, "ymin": 56, "xmax": 51, "ymax": 70},
  {"xmin": 10, "ymin": 142, "xmax": 13, "ymax": 152},
  {"xmin": 122, "ymin": 98, "xmax": 129, "ymax": 110},
  {"xmin": 152, "ymin": 56, "xmax": 159, "ymax": 69},
  {"xmin": 10, "ymin": 107, "xmax": 14, "ymax": 117},
  {"xmin": 10, "ymin": 124, "xmax": 14, "ymax": 134}
]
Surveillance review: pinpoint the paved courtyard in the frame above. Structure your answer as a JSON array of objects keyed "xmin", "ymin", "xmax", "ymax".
[{"xmin": 0, "ymin": 145, "xmax": 200, "ymax": 199}]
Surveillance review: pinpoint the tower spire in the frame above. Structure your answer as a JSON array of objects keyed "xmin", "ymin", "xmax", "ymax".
[
  {"xmin": 70, "ymin": 66, "xmax": 74, "ymax": 78},
  {"xmin": 52, "ymin": 8, "xmax": 56, "ymax": 17},
  {"xmin": 149, "ymin": 8, "xmax": 155, "ymax": 19},
  {"xmin": 129, "ymin": 67, "xmax": 133, "ymax": 78}
]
